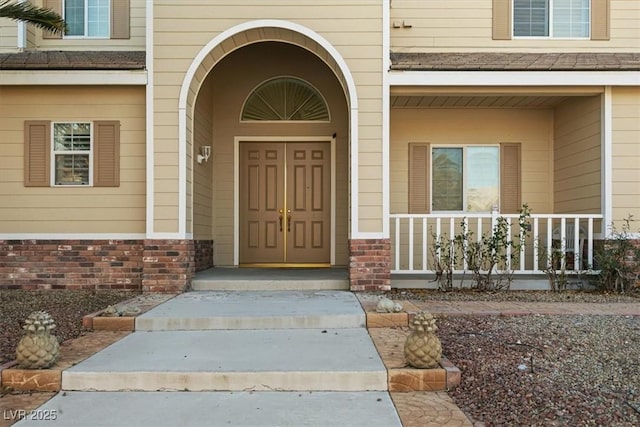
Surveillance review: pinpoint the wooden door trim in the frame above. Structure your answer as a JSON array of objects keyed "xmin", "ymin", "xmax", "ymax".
[{"xmin": 234, "ymin": 136, "xmax": 336, "ymax": 266}]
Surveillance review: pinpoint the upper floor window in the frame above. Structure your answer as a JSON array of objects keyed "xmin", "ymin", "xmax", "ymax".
[
  {"xmin": 513, "ymin": 0, "xmax": 590, "ymax": 38},
  {"xmin": 65, "ymin": 0, "xmax": 110, "ymax": 38}
]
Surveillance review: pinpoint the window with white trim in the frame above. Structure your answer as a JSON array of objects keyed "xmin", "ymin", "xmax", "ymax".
[
  {"xmin": 513, "ymin": 0, "xmax": 590, "ymax": 38},
  {"xmin": 64, "ymin": 0, "xmax": 110, "ymax": 38},
  {"xmin": 431, "ymin": 146, "xmax": 500, "ymax": 212},
  {"xmin": 53, "ymin": 122, "xmax": 92, "ymax": 185}
]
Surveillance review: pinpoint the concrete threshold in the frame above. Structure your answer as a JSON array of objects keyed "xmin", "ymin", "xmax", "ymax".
[{"xmin": 192, "ymin": 268, "xmax": 350, "ymax": 291}]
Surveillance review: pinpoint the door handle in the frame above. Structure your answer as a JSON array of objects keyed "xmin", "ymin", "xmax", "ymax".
[
  {"xmin": 287, "ymin": 209, "xmax": 292, "ymax": 232},
  {"xmin": 279, "ymin": 209, "xmax": 284, "ymax": 232}
]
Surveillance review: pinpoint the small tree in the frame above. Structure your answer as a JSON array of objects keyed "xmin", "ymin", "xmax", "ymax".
[
  {"xmin": 0, "ymin": 0, "xmax": 66, "ymax": 34},
  {"xmin": 464, "ymin": 205, "xmax": 531, "ymax": 291},
  {"xmin": 594, "ymin": 216, "xmax": 640, "ymax": 293}
]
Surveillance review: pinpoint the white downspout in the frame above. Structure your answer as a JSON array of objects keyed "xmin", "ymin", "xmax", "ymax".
[{"xmin": 17, "ymin": 0, "xmax": 26, "ymax": 50}]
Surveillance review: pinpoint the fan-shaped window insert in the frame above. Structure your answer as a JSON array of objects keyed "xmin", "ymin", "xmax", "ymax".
[{"xmin": 241, "ymin": 77, "xmax": 330, "ymax": 121}]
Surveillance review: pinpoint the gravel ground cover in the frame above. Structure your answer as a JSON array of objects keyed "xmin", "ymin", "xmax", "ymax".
[
  {"xmin": 0, "ymin": 289, "xmax": 139, "ymax": 366},
  {"xmin": 438, "ymin": 314, "xmax": 640, "ymax": 426},
  {"xmin": 387, "ymin": 289, "xmax": 640, "ymax": 425},
  {"xmin": 388, "ymin": 288, "xmax": 639, "ymax": 303}
]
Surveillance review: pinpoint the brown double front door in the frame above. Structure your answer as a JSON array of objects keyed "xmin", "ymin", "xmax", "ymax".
[{"xmin": 239, "ymin": 141, "xmax": 331, "ymax": 265}]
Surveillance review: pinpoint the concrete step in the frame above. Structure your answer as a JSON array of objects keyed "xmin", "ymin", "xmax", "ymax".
[
  {"xmin": 136, "ymin": 291, "xmax": 365, "ymax": 331},
  {"xmin": 14, "ymin": 391, "xmax": 402, "ymax": 427},
  {"xmin": 191, "ymin": 268, "xmax": 349, "ymax": 291},
  {"xmin": 62, "ymin": 328, "xmax": 387, "ymax": 392}
]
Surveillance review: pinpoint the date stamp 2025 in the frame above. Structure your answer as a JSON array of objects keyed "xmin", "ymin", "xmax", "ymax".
[{"xmin": 3, "ymin": 409, "xmax": 58, "ymax": 421}]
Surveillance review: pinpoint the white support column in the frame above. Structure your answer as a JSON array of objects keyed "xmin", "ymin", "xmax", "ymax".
[
  {"xmin": 381, "ymin": 0, "xmax": 390, "ymax": 239},
  {"xmin": 602, "ymin": 86, "xmax": 613, "ymax": 237},
  {"xmin": 145, "ymin": 0, "xmax": 156, "ymax": 237}
]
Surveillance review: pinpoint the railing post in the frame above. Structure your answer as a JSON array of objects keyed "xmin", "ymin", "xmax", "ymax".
[
  {"xmin": 491, "ymin": 206, "xmax": 499, "ymax": 231},
  {"xmin": 394, "ymin": 217, "xmax": 400, "ymax": 271},
  {"xmin": 532, "ymin": 217, "xmax": 539, "ymax": 272},
  {"xmin": 408, "ymin": 218, "xmax": 414, "ymax": 271},
  {"xmin": 422, "ymin": 217, "xmax": 428, "ymax": 272}
]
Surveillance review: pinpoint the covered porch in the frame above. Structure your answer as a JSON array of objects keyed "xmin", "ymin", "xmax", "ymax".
[{"xmin": 388, "ymin": 84, "xmax": 607, "ymax": 286}]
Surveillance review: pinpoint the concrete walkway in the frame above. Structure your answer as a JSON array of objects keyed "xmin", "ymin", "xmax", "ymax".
[{"xmin": 15, "ymin": 290, "xmax": 404, "ymax": 427}]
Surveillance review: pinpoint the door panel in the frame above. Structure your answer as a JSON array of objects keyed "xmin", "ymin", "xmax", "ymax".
[
  {"xmin": 286, "ymin": 143, "xmax": 330, "ymax": 263},
  {"xmin": 239, "ymin": 141, "xmax": 330, "ymax": 264},
  {"xmin": 239, "ymin": 143, "xmax": 284, "ymax": 263}
]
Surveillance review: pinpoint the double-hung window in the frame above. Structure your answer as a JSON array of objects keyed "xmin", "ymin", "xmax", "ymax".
[
  {"xmin": 513, "ymin": 0, "xmax": 590, "ymax": 38},
  {"xmin": 65, "ymin": 0, "xmax": 110, "ymax": 38},
  {"xmin": 431, "ymin": 146, "xmax": 500, "ymax": 213},
  {"xmin": 53, "ymin": 123, "xmax": 92, "ymax": 186},
  {"xmin": 24, "ymin": 120, "xmax": 120, "ymax": 188}
]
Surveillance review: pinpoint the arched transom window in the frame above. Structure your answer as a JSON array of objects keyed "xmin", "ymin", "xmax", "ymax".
[{"xmin": 241, "ymin": 77, "xmax": 330, "ymax": 121}]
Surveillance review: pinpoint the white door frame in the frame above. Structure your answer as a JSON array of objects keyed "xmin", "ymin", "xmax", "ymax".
[{"xmin": 234, "ymin": 136, "xmax": 337, "ymax": 266}]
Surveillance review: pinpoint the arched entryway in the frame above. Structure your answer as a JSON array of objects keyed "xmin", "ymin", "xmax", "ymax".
[{"xmin": 181, "ymin": 22, "xmax": 356, "ymax": 268}]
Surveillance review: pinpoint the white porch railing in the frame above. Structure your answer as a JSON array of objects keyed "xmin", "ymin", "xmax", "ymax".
[{"xmin": 390, "ymin": 211, "xmax": 603, "ymax": 275}]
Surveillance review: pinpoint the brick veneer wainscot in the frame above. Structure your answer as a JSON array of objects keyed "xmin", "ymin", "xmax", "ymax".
[
  {"xmin": 349, "ymin": 238, "xmax": 391, "ymax": 291},
  {"xmin": 0, "ymin": 239, "xmax": 197, "ymax": 293},
  {"xmin": 194, "ymin": 240, "xmax": 214, "ymax": 272},
  {"xmin": 142, "ymin": 240, "xmax": 195, "ymax": 293},
  {"xmin": 0, "ymin": 240, "xmax": 143, "ymax": 290}
]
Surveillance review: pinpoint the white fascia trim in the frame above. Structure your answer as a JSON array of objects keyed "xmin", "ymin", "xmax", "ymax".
[
  {"xmin": 145, "ymin": 0, "xmax": 155, "ymax": 238},
  {"xmin": 177, "ymin": 19, "xmax": 359, "ymax": 238},
  {"xmin": 0, "ymin": 234, "xmax": 146, "ymax": 240},
  {"xmin": 145, "ymin": 233, "xmax": 194, "ymax": 241},
  {"xmin": 381, "ymin": 0, "xmax": 390, "ymax": 239},
  {"xmin": 602, "ymin": 86, "xmax": 613, "ymax": 238},
  {"xmin": 178, "ymin": 19, "xmax": 359, "ymax": 111},
  {"xmin": 0, "ymin": 70, "xmax": 147, "ymax": 85},
  {"xmin": 352, "ymin": 231, "xmax": 387, "ymax": 240},
  {"xmin": 178, "ymin": 106, "xmax": 187, "ymax": 237},
  {"xmin": 146, "ymin": 232, "xmax": 191, "ymax": 240},
  {"xmin": 388, "ymin": 71, "xmax": 640, "ymax": 87}
]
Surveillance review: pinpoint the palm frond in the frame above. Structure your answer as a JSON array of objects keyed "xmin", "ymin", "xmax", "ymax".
[{"xmin": 0, "ymin": 0, "xmax": 66, "ymax": 34}]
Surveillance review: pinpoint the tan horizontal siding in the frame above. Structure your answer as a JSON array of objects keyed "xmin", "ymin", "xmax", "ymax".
[
  {"xmin": 391, "ymin": 0, "xmax": 640, "ymax": 52},
  {"xmin": 0, "ymin": 86, "xmax": 146, "ymax": 234},
  {"xmin": 193, "ymin": 77, "xmax": 214, "ymax": 240},
  {"xmin": 611, "ymin": 87, "xmax": 640, "ymax": 226},
  {"xmin": 0, "ymin": 20, "xmax": 18, "ymax": 52},
  {"xmin": 553, "ymin": 96, "xmax": 602, "ymax": 215},
  {"xmin": 154, "ymin": 1, "xmax": 383, "ymax": 234}
]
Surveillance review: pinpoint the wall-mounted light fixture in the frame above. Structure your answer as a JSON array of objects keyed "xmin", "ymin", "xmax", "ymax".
[{"xmin": 197, "ymin": 145, "xmax": 211, "ymax": 164}]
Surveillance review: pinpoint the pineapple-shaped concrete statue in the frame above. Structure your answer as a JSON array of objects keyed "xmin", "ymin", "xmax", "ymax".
[
  {"xmin": 404, "ymin": 311, "xmax": 442, "ymax": 369},
  {"xmin": 16, "ymin": 311, "xmax": 59, "ymax": 369}
]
